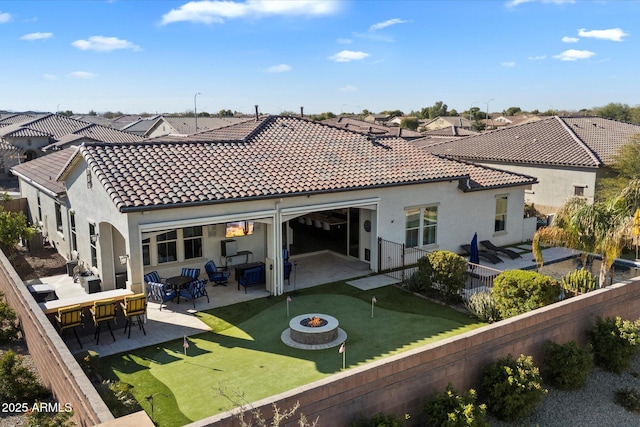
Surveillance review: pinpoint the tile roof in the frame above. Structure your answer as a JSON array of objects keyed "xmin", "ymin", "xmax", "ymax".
[
  {"xmin": 162, "ymin": 116, "xmax": 254, "ymax": 135},
  {"xmin": 0, "ymin": 113, "xmax": 144, "ymax": 146},
  {"xmin": 321, "ymin": 117, "xmax": 423, "ymax": 139},
  {"xmin": 0, "ymin": 113, "xmax": 43, "ymax": 128},
  {"xmin": 56, "ymin": 116, "xmax": 534, "ymax": 212},
  {"xmin": 425, "ymin": 116, "xmax": 640, "ymax": 167},
  {"xmin": 11, "ymin": 147, "xmax": 76, "ymax": 196}
]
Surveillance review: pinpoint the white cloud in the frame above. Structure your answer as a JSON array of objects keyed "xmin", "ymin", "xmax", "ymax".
[
  {"xmin": 337, "ymin": 38, "xmax": 352, "ymax": 44},
  {"xmin": 507, "ymin": 0, "xmax": 575, "ymax": 6},
  {"xmin": 20, "ymin": 32, "xmax": 53, "ymax": 41},
  {"xmin": 71, "ymin": 36, "xmax": 141, "ymax": 52},
  {"xmin": 553, "ymin": 49, "xmax": 595, "ymax": 61},
  {"xmin": 528, "ymin": 55, "xmax": 546, "ymax": 60},
  {"xmin": 329, "ymin": 50, "xmax": 369, "ymax": 62},
  {"xmin": 562, "ymin": 36, "xmax": 579, "ymax": 43},
  {"xmin": 0, "ymin": 12, "xmax": 11, "ymax": 23},
  {"xmin": 161, "ymin": 0, "xmax": 339, "ymax": 25},
  {"xmin": 42, "ymin": 74, "xmax": 57, "ymax": 81},
  {"xmin": 501, "ymin": 61, "xmax": 516, "ymax": 67},
  {"xmin": 339, "ymin": 85, "xmax": 357, "ymax": 92},
  {"xmin": 369, "ymin": 18, "xmax": 407, "ymax": 32},
  {"xmin": 68, "ymin": 71, "xmax": 97, "ymax": 79},
  {"xmin": 265, "ymin": 64, "xmax": 292, "ymax": 73},
  {"xmin": 578, "ymin": 28, "xmax": 628, "ymax": 42}
]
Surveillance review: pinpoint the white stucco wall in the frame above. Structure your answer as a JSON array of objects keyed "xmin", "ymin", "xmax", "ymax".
[{"xmin": 477, "ymin": 161, "xmax": 597, "ymax": 214}]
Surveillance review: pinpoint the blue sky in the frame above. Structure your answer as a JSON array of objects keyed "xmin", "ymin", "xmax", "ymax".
[{"xmin": 1, "ymin": 0, "xmax": 639, "ymax": 115}]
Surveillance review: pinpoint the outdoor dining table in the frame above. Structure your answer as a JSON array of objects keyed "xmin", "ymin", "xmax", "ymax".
[{"xmin": 166, "ymin": 275, "xmax": 194, "ymax": 303}]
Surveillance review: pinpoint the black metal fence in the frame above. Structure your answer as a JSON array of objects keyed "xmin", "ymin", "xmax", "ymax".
[{"xmin": 377, "ymin": 238, "xmax": 502, "ymax": 298}]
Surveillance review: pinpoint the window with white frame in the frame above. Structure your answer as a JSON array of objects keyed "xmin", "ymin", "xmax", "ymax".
[
  {"xmin": 55, "ymin": 202, "xmax": 63, "ymax": 233},
  {"xmin": 157, "ymin": 230, "xmax": 178, "ymax": 264},
  {"xmin": 495, "ymin": 195, "xmax": 508, "ymax": 232},
  {"xmin": 183, "ymin": 226, "xmax": 203, "ymax": 259},
  {"xmin": 89, "ymin": 222, "xmax": 97, "ymax": 268},
  {"xmin": 142, "ymin": 238, "xmax": 150, "ymax": 266},
  {"xmin": 405, "ymin": 205, "xmax": 438, "ymax": 248},
  {"xmin": 36, "ymin": 192, "xmax": 42, "ymax": 222}
]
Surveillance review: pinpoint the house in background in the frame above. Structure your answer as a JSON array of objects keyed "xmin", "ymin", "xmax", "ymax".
[
  {"xmin": 421, "ymin": 116, "xmax": 473, "ymax": 131},
  {"xmin": 12, "ymin": 116, "xmax": 536, "ymax": 295},
  {"xmin": 425, "ymin": 116, "xmax": 640, "ymax": 214},
  {"xmin": 0, "ymin": 113, "xmax": 143, "ymax": 174},
  {"xmin": 321, "ymin": 116, "xmax": 423, "ymax": 140}
]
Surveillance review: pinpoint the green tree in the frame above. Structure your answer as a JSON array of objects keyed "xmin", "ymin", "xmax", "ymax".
[
  {"xmin": 309, "ymin": 112, "xmax": 336, "ymax": 121},
  {"xmin": 629, "ymin": 106, "xmax": 640, "ymax": 125},
  {"xmin": 399, "ymin": 117, "xmax": 419, "ymax": 131},
  {"xmin": 448, "ymin": 109, "xmax": 458, "ymax": 116},
  {"xmin": 381, "ymin": 109, "xmax": 403, "ymax": 117},
  {"xmin": 218, "ymin": 109, "xmax": 234, "ymax": 117},
  {"xmin": 533, "ymin": 179, "xmax": 640, "ymax": 287},
  {"xmin": 505, "ymin": 107, "xmax": 521, "ymax": 116},
  {"xmin": 427, "ymin": 101, "xmax": 449, "ymax": 119},
  {"xmin": 88, "ymin": 110, "xmax": 97, "ymax": 116},
  {"xmin": 597, "ymin": 134, "xmax": 640, "ymax": 200},
  {"xmin": 593, "ymin": 102, "xmax": 631, "ymax": 121},
  {"xmin": 0, "ymin": 209, "xmax": 37, "ymax": 265},
  {"xmin": 59, "ymin": 110, "xmax": 74, "ymax": 117}
]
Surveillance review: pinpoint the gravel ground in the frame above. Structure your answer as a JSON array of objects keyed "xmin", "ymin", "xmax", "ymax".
[{"xmin": 488, "ymin": 353, "xmax": 640, "ymax": 427}]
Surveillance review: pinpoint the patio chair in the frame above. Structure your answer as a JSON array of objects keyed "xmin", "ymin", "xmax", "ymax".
[
  {"xmin": 120, "ymin": 293, "xmax": 147, "ymax": 338},
  {"xmin": 55, "ymin": 304, "xmax": 84, "ymax": 348},
  {"xmin": 146, "ymin": 282, "xmax": 177, "ymax": 311},
  {"xmin": 91, "ymin": 299, "xmax": 116, "ymax": 345},
  {"xmin": 205, "ymin": 260, "xmax": 230, "ymax": 286},
  {"xmin": 179, "ymin": 279, "xmax": 210, "ymax": 309},
  {"xmin": 460, "ymin": 244, "xmax": 503, "ymax": 264},
  {"xmin": 181, "ymin": 268, "xmax": 201, "ymax": 280},
  {"xmin": 480, "ymin": 240, "xmax": 522, "ymax": 259},
  {"xmin": 144, "ymin": 271, "xmax": 166, "ymax": 285}
]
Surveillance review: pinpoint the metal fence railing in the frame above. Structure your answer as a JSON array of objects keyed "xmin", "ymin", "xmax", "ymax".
[{"xmin": 378, "ymin": 238, "xmax": 502, "ymax": 297}]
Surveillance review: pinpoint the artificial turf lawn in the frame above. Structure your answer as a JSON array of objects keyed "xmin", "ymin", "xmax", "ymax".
[{"xmin": 98, "ymin": 282, "xmax": 486, "ymax": 426}]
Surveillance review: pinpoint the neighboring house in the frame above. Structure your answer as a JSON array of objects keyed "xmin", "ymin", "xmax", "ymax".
[
  {"xmin": 363, "ymin": 114, "xmax": 392, "ymax": 124},
  {"xmin": 422, "ymin": 116, "xmax": 473, "ymax": 131},
  {"xmin": 491, "ymin": 114, "xmax": 548, "ymax": 129},
  {"xmin": 321, "ymin": 117, "xmax": 423, "ymax": 140},
  {"xmin": 425, "ymin": 116, "xmax": 640, "ymax": 214},
  {"xmin": 12, "ymin": 116, "xmax": 536, "ymax": 295},
  {"xmin": 161, "ymin": 116, "xmax": 254, "ymax": 135},
  {"xmin": 0, "ymin": 113, "xmax": 144, "ymax": 174}
]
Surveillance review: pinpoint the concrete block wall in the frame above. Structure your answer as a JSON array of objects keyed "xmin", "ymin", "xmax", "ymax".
[{"xmin": 0, "ymin": 250, "xmax": 113, "ymax": 427}]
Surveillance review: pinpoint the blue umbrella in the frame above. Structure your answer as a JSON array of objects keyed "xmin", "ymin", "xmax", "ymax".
[{"xmin": 470, "ymin": 233, "xmax": 480, "ymax": 265}]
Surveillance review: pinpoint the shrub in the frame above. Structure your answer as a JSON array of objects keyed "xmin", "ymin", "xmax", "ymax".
[
  {"xmin": 0, "ymin": 350, "xmax": 50, "ymax": 403},
  {"xmin": 427, "ymin": 250, "xmax": 468, "ymax": 303},
  {"xmin": 543, "ymin": 341, "xmax": 593, "ymax": 390},
  {"xmin": 26, "ymin": 405, "xmax": 75, "ymax": 427},
  {"xmin": 561, "ymin": 269, "xmax": 597, "ymax": 295},
  {"xmin": 465, "ymin": 290, "xmax": 501, "ymax": 323},
  {"xmin": 479, "ymin": 354, "xmax": 547, "ymax": 421},
  {"xmin": 423, "ymin": 383, "xmax": 489, "ymax": 427},
  {"xmin": 96, "ymin": 380, "xmax": 141, "ymax": 417},
  {"xmin": 614, "ymin": 388, "xmax": 640, "ymax": 412},
  {"xmin": 589, "ymin": 316, "xmax": 640, "ymax": 373},
  {"xmin": 0, "ymin": 298, "xmax": 20, "ymax": 343},
  {"xmin": 416, "ymin": 255, "xmax": 434, "ymax": 291},
  {"xmin": 350, "ymin": 411, "xmax": 406, "ymax": 427},
  {"xmin": 403, "ymin": 271, "xmax": 426, "ymax": 293},
  {"xmin": 492, "ymin": 270, "xmax": 561, "ymax": 318}
]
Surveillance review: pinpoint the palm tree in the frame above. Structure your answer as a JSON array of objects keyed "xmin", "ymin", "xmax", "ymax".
[{"xmin": 533, "ymin": 179, "xmax": 640, "ymax": 288}]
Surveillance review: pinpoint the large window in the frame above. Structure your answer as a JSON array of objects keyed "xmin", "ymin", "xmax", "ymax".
[
  {"xmin": 405, "ymin": 205, "xmax": 438, "ymax": 248},
  {"xmin": 157, "ymin": 230, "xmax": 177, "ymax": 264},
  {"xmin": 495, "ymin": 196, "xmax": 508, "ymax": 232},
  {"xmin": 142, "ymin": 237, "xmax": 150, "ymax": 266},
  {"xmin": 183, "ymin": 226, "xmax": 203, "ymax": 259}
]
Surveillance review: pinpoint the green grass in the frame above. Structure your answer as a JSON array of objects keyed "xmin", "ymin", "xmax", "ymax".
[{"xmin": 96, "ymin": 282, "xmax": 485, "ymax": 426}]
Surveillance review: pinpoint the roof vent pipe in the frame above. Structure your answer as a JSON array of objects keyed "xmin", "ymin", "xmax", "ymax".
[
  {"xmin": 300, "ymin": 106, "xmax": 304, "ymax": 118},
  {"xmin": 255, "ymin": 105, "xmax": 259, "ymax": 121}
]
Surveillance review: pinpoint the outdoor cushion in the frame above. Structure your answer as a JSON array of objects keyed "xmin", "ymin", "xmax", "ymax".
[
  {"xmin": 179, "ymin": 279, "xmax": 209, "ymax": 308},
  {"xmin": 238, "ymin": 266, "xmax": 266, "ymax": 293},
  {"xmin": 146, "ymin": 282, "xmax": 177, "ymax": 310}
]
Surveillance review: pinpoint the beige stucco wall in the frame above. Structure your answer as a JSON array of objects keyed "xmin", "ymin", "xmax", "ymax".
[{"xmin": 477, "ymin": 161, "xmax": 597, "ymax": 214}]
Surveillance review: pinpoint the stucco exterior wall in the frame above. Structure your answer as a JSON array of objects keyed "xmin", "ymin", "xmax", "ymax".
[{"xmin": 477, "ymin": 161, "xmax": 597, "ymax": 214}]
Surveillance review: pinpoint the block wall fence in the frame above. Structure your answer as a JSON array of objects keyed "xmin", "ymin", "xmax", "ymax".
[{"xmin": 2, "ymin": 246, "xmax": 640, "ymax": 426}]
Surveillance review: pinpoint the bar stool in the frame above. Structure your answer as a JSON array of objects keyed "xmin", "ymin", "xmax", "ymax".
[{"xmin": 91, "ymin": 299, "xmax": 116, "ymax": 345}]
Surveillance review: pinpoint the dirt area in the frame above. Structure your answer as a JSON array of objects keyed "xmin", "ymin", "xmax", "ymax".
[{"xmin": 11, "ymin": 244, "xmax": 68, "ymax": 281}]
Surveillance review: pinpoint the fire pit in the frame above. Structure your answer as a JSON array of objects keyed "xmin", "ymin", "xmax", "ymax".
[{"xmin": 282, "ymin": 313, "xmax": 347, "ymax": 350}]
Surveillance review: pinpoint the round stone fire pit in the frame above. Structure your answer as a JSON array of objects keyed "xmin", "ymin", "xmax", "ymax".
[{"xmin": 281, "ymin": 313, "xmax": 347, "ymax": 350}]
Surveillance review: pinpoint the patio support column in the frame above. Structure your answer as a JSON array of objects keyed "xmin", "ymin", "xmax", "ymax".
[{"xmin": 273, "ymin": 200, "xmax": 284, "ymax": 296}]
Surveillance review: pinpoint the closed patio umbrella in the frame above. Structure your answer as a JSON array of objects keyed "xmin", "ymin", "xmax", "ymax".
[{"xmin": 470, "ymin": 233, "xmax": 480, "ymax": 265}]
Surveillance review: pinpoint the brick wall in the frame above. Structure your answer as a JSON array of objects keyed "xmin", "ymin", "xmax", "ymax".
[
  {"xmin": 0, "ymin": 250, "xmax": 113, "ymax": 426},
  {"xmin": 190, "ymin": 281, "xmax": 640, "ymax": 426}
]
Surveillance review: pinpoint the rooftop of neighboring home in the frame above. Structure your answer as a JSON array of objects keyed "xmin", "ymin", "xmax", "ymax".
[
  {"xmin": 26, "ymin": 115, "xmax": 536, "ymax": 213},
  {"xmin": 424, "ymin": 116, "xmax": 640, "ymax": 168},
  {"xmin": 161, "ymin": 116, "xmax": 254, "ymax": 135},
  {"xmin": 321, "ymin": 116, "xmax": 423, "ymax": 139},
  {"xmin": 421, "ymin": 116, "xmax": 472, "ymax": 128},
  {"xmin": 10, "ymin": 147, "xmax": 76, "ymax": 197},
  {"xmin": 0, "ymin": 113, "xmax": 144, "ymax": 147}
]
